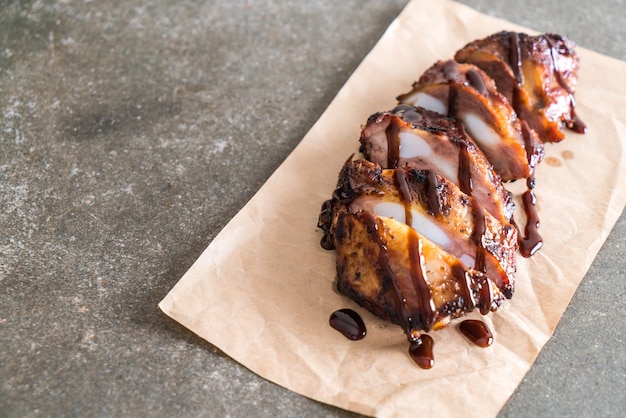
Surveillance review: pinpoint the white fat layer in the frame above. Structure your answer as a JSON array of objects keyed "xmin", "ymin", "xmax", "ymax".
[
  {"xmin": 411, "ymin": 93, "xmax": 446, "ymax": 115},
  {"xmin": 433, "ymin": 161, "xmax": 459, "ymax": 186},
  {"xmin": 372, "ymin": 202, "xmax": 451, "ymax": 248},
  {"xmin": 461, "ymin": 113, "xmax": 500, "ymax": 148},
  {"xmin": 459, "ymin": 254, "xmax": 475, "ymax": 268},
  {"xmin": 373, "ymin": 202, "xmax": 405, "ymax": 223},
  {"xmin": 399, "ymin": 131, "xmax": 432, "ymax": 159}
]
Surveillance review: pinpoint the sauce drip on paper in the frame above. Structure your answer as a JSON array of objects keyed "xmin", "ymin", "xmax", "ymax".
[
  {"xmin": 459, "ymin": 319, "xmax": 494, "ymax": 347},
  {"xmin": 329, "ymin": 309, "xmax": 366, "ymax": 340},
  {"xmin": 409, "ymin": 334, "xmax": 435, "ymax": 369}
]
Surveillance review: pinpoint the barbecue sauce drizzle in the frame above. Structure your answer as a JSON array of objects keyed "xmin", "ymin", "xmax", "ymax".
[
  {"xmin": 516, "ymin": 120, "xmax": 544, "ymax": 257},
  {"xmin": 361, "ymin": 211, "xmax": 430, "ymax": 344},
  {"xmin": 542, "ymin": 35, "xmax": 587, "ymax": 134},
  {"xmin": 409, "ymin": 334, "xmax": 434, "ymax": 369},
  {"xmin": 396, "ymin": 166, "xmax": 439, "ymax": 366},
  {"xmin": 395, "ymin": 168, "xmax": 437, "ymax": 336},
  {"xmin": 386, "ymin": 118, "xmax": 401, "ymax": 168},
  {"xmin": 394, "ymin": 168, "xmax": 414, "ymax": 226}
]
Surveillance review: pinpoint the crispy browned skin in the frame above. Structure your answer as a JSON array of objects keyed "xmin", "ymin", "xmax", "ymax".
[
  {"xmin": 397, "ymin": 60, "xmax": 544, "ymax": 181},
  {"xmin": 319, "ymin": 159, "xmax": 516, "ymax": 337},
  {"xmin": 455, "ymin": 31, "xmax": 583, "ymax": 142},
  {"xmin": 359, "ymin": 105, "xmax": 515, "ymax": 224}
]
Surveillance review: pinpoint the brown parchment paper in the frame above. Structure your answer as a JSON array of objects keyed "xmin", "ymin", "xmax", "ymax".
[{"xmin": 159, "ymin": 0, "xmax": 626, "ymax": 416}]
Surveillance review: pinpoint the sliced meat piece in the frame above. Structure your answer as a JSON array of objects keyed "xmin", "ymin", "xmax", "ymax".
[
  {"xmin": 332, "ymin": 208, "xmax": 506, "ymax": 339},
  {"xmin": 397, "ymin": 60, "xmax": 544, "ymax": 181},
  {"xmin": 324, "ymin": 159, "xmax": 517, "ymax": 299},
  {"xmin": 359, "ymin": 105, "xmax": 515, "ymax": 224},
  {"xmin": 455, "ymin": 31, "xmax": 585, "ymax": 141}
]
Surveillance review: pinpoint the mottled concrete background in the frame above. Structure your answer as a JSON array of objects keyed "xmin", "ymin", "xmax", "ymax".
[{"xmin": 1, "ymin": 1, "xmax": 624, "ymax": 417}]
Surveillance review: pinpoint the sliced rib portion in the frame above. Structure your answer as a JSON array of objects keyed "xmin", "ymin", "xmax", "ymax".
[
  {"xmin": 359, "ymin": 105, "xmax": 515, "ymax": 224},
  {"xmin": 455, "ymin": 31, "xmax": 585, "ymax": 141},
  {"xmin": 397, "ymin": 60, "xmax": 544, "ymax": 181}
]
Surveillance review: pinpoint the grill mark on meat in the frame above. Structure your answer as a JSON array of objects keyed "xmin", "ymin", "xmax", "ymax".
[{"xmin": 514, "ymin": 187, "xmax": 543, "ymax": 257}]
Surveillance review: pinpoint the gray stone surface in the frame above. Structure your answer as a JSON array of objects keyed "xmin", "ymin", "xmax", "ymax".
[{"xmin": 0, "ymin": 0, "xmax": 624, "ymax": 417}]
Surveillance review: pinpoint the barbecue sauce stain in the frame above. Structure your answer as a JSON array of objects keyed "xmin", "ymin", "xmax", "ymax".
[
  {"xmin": 329, "ymin": 309, "xmax": 366, "ymax": 340},
  {"xmin": 459, "ymin": 319, "xmax": 493, "ymax": 347},
  {"xmin": 409, "ymin": 334, "xmax": 435, "ymax": 369},
  {"xmin": 478, "ymin": 276, "xmax": 494, "ymax": 315}
]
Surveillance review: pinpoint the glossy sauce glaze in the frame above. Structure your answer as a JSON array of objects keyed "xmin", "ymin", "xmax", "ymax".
[
  {"xmin": 329, "ymin": 309, "xmax": 367, "ymax": 340},
  {"xmin": 457, "ymin": 140, "xmax": 474, "ymax": 195},
  {"xmin": 409, "ymin": 334, "xmax": 435, "ymax": 369},
  {"xmin": 470, "ymin": 198, "xmax": 487, "ymax": 273},
  {"xmin": 466, "ymin": 69, "xmax": 489, "ymax": 96},
  {"xmin": 459, "ymin": 319, "xmax": 494, "ymax": 347},
  {"xmin": 424, "ymin": 170, "xmax": 442, "ymax": 217}
]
